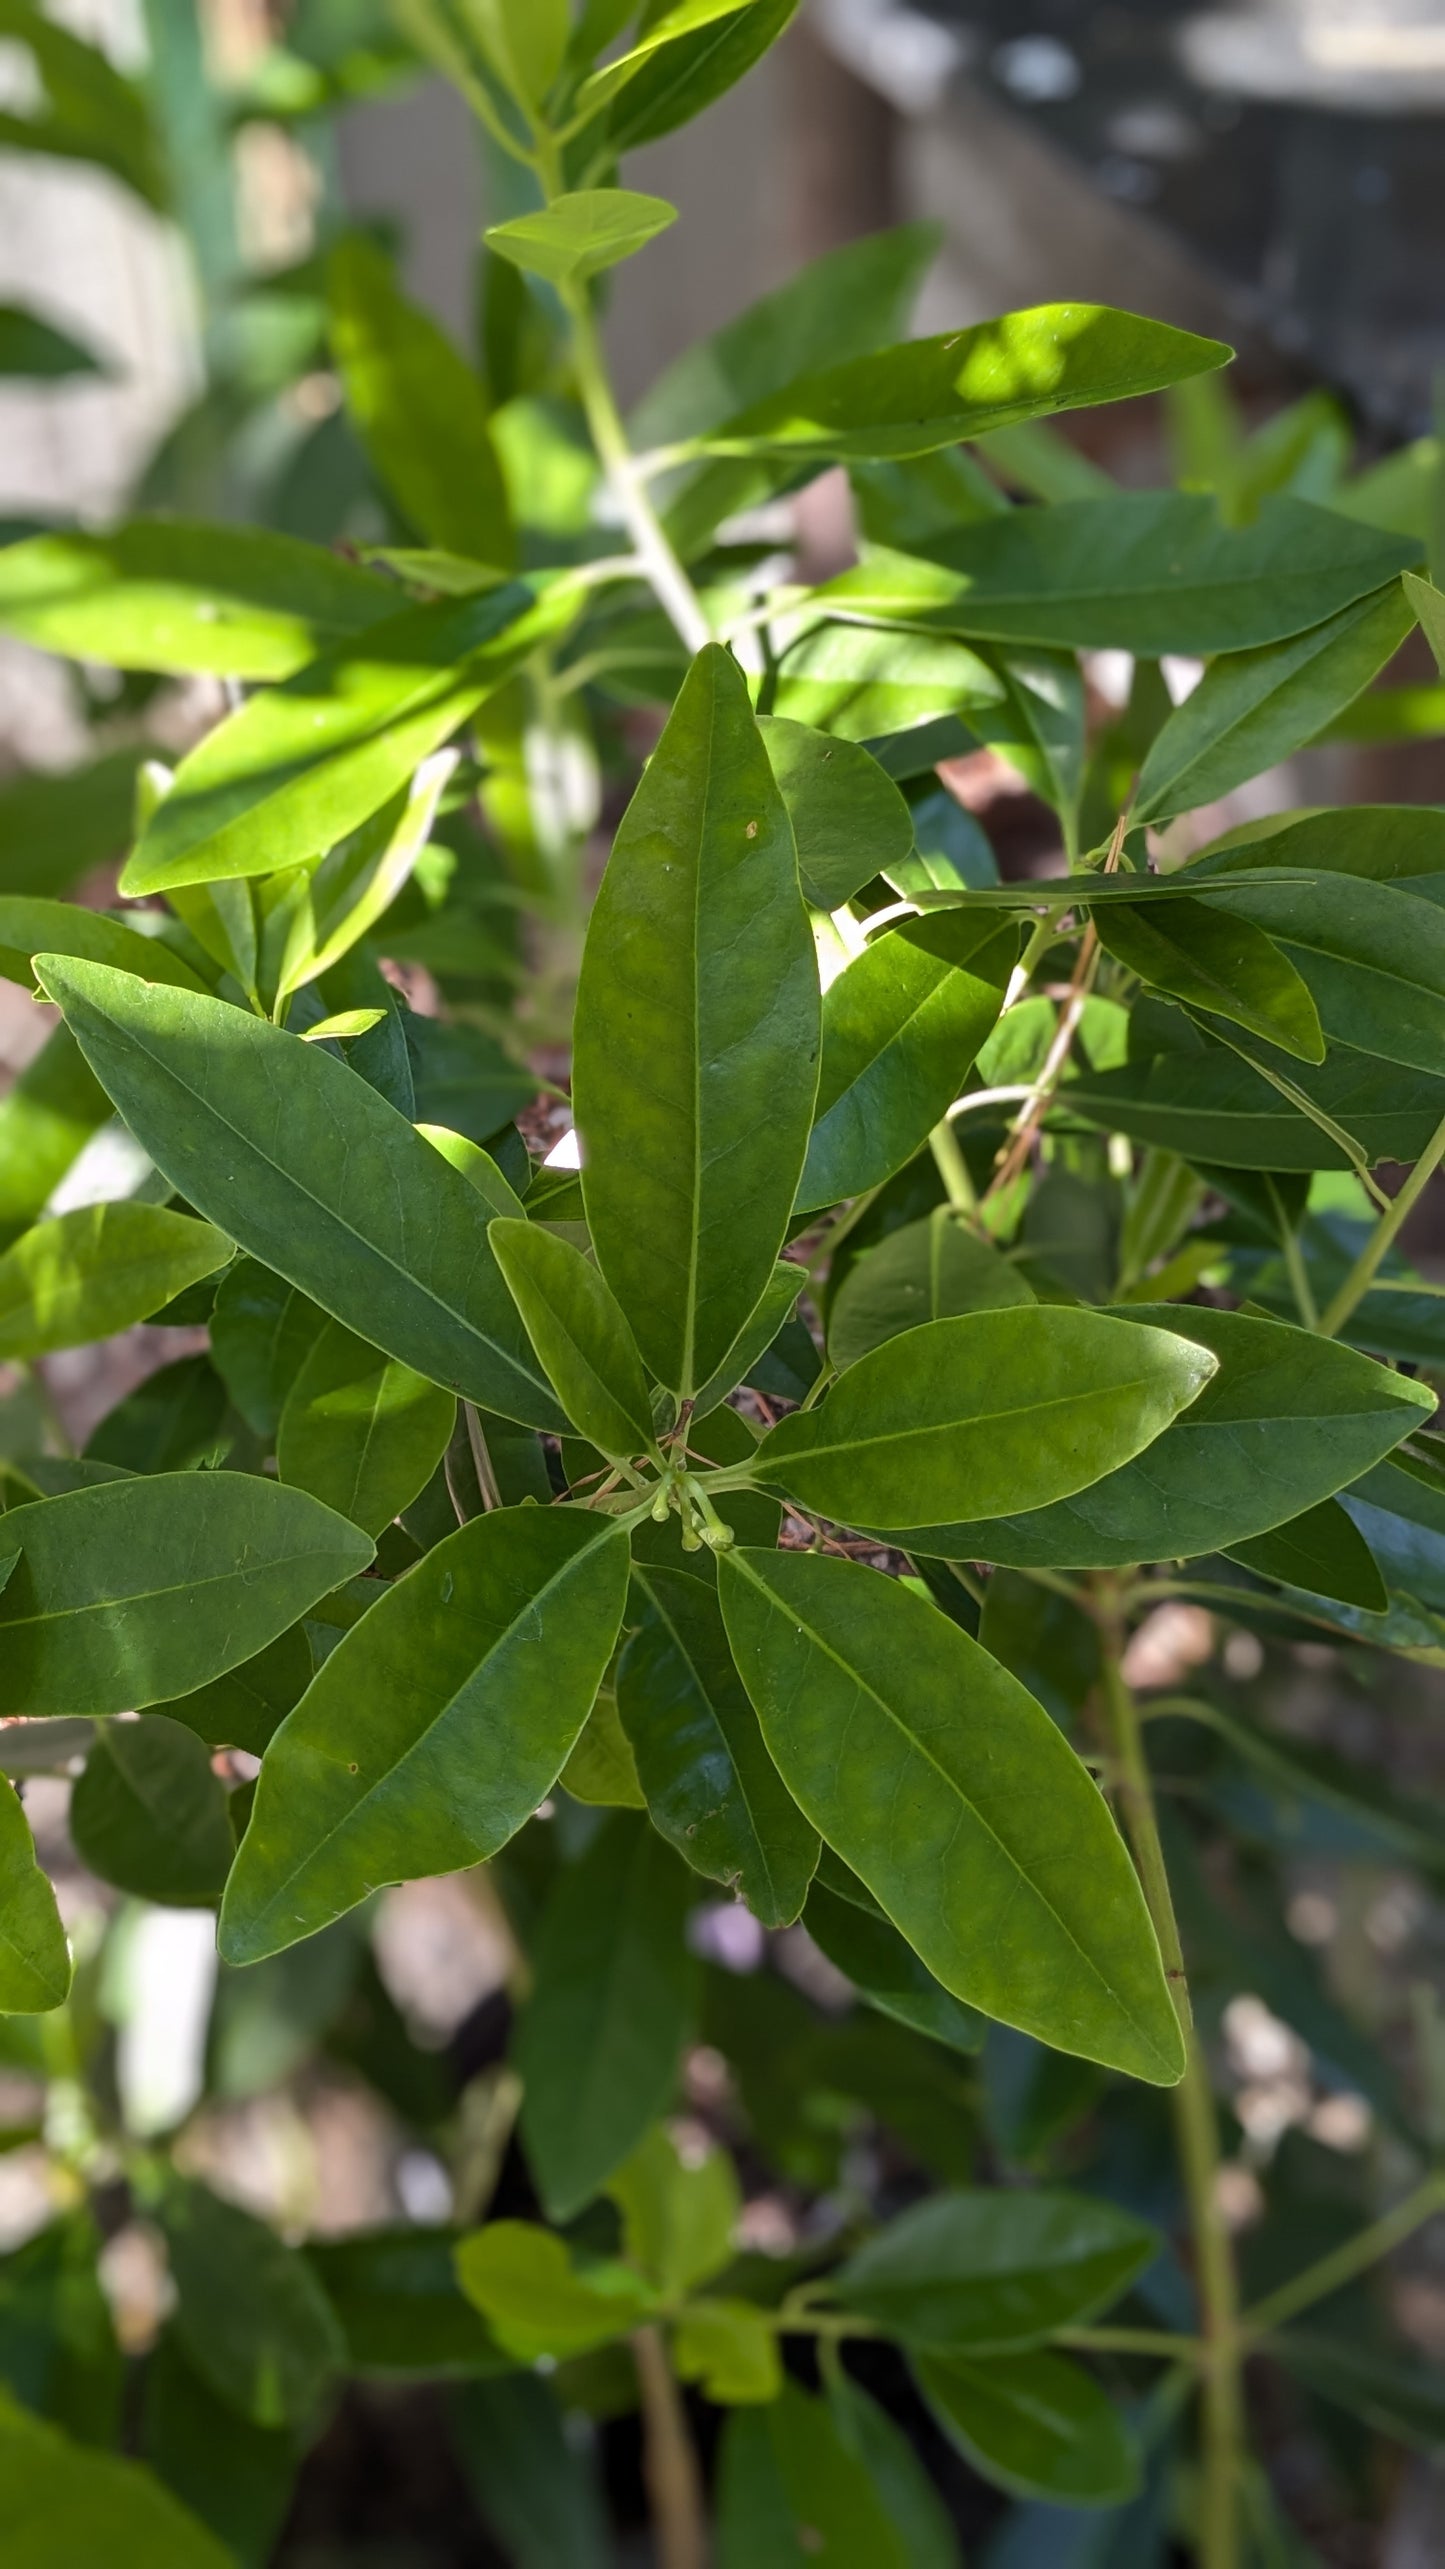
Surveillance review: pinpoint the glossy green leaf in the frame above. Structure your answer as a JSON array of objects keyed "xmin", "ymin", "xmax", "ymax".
[
  {"xmin": 618, "ymin": 1564, "xmax": 819, "ymax": 1925},
  {"xmin": 834, "ymin": 2189, "xmax": 1158, "ymax": 2352},
  {"xmin": 0, "ymin": 897, "xmax": 206, "ymax": 996},
  {"xmin": 1176, "ymin": 874, "xmax": 1445, "ymax": 1078},
  {"xmin": 690, "ymin": 1260, "xmax": 803, "ymax": 1418},
  {"xmin": 161, "ymin": 2179, "xmax": 344, "ymax": 2431},
  {"xmin": 1065, "ymin": 1039, "xmax": 1445, "ymax": 1171},
  {"xmin": 454, "ymin": 2222, "xmax": 656, "ymax": 2362},
  {"xmin": 38, "ymin": 963, "xmax": 563, "ymax": 1427},
  {"xmin": 221, "ymin": 1507, "xmax": 628, "ymax": 1962},
  {"xmin": 489, "ymin": 1218, "xmax": 656, "ymax": 1460},
  {"xmin": 1096, "ymin": 896, "xmax": 1323, "ymax": 1062},
  {"xmin": 673, "ymin": 2299, "xmax": 782, "ymax": 2405},
  {"xmin": 718, "ymin": 1549, "xmax": 1185, "ymax": 2083},
  {"xmin": 803, "ymin": 1874, "xmax": 983, "ymax": 2055},
  {"xmin": 328, "ymin": 237, "xmax": 513, "ymax": 568},
  {"xmin": 120, "ymin": 582, "xmax": 567, "ymax": 893},
  {"xmin": 695, "ymin": 305, "xmax": 1229, "ymax": 466},
  {"xmin": 798, "ymin": 917, "xmax": 1014, "ymax": 1215},
  {"xmin": 827, "ymin": 1207, "xmax": 1034, "ymax": 1370},
  {"xmin": 0, "ymin": 1473, "xmax": 372, "ymax": 1717},
  {"xmin": 572, "ymin": 644, "xmax": 818, "ymax": 1396},
  {"xmin": 0, "ymin": 1778, "xmax": 70, "ymax": 2013},
  {"xmin": 0, "ymin": 1204, "xmax": 230, "ymax": 1361},
  {"xmin": 277, "ymin": 1319, "xmax": 455, "ymax": 1537},
  {"xmin": 770, "ymin": 620, "xmax": 1004, "ymax": 744},
  {"xmin": 757, "ymin": 716, "xmax": 913, "ymax": 909},
  {"xmin": 751, "ymin": 1307, "xmax": 1214, "ymax": 1530},
  {"xmin": 1190, "ymin": 804, "xmax": 1445, "ymax": 895},
  {"xmin": 68, "ymin": 1716, "xmax": 234, "ymax": 1906},
  {"xmin": 603, "ymin": 0, "xmax": 797, "ymax": 153},
  {"xmin": 0, "ymin": 521, "xmax": 394, "ymax": 679},
  {"xmin": 862, "ymin": 492, "xmax": 1419, "ymax": 653},
  {"xmin": 607, "ymin": 2122, "xmax": 738, "ymax": 2296},
  {"xmin": 1225, "ymin": 1496, "xmax": 1388, "ymax": 1610},
  {"xmin": 1405, "ymin": 567, "xmax": 1445, "ymax": 674},
  {"xmin": 576, "ymin": 0, "xmax": 752, "ymax": 109},
  {"xmin": 274, "ymin": 754, "xmax": 455, "ymax": 1006},
  {"xmin": 0, "ymin": 2386, "xmax": 232, "ymax": 2568},
  {"xmin": 717, "ymin": 2377, "xmax": 930, "ymax": 2569},
  {"xmin": 914, "ymin": 2348, "xmax": 1139, "ymax": 2505},
  {"xmin": 300, "ymin": 1008, "xmax": 385, "ymax": 1043},
  {"xmin": 208, "ymin": 1258, "xmax": 327, "ymax": 1438},
  {"xmin": 825, "ymin": 2374, "xmax": 961, "ymax": 2569},
  {"xmin": 163, "ymin": 1626, "xmax": 313, "ymax": 1758},
  {"xmin": 515, "ymin": 1812, "xmax": 699, "ymax": 2219},
  {"xmin": 1135, "ymin": 582, "xmax": 1416, "ymax": 823},
  {"xmin": 917, "ymin": 1306, "xmax": 1435, "ymax": 1569},
  {"xmin": 485, "ymin": 190, "xmax": 676, "ymax": 289}
]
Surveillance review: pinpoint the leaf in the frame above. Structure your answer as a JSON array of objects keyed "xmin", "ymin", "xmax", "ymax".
[
  {"xmin": 798, "ymin": 917, "xmax": 1014, "ymax": 1214},
  {"xmin": 454, "ymin": 2222, "xmax": 656, "ymax": 2362},
  {"xmin": 0, "ymin": 896, "xmax": 206, "ymax": 996},
  {"xmin": 0, "ymin": 2385, "xmax": 233, "ymax": 2569},
  {"xmin": 718, "ymin": 1549, "xmax": 1185, "ymax": 2084},
  {"xmin": 690, "ymin": 1260, "xmax": 803, "ymax": 1419},
  {"xmin": 834, "ymin": 2190, "xmax": 1158, "ymax": 2352},
  {"xmin": 307, "ymin": 2228, "xmax": 510, "ymax": 2374},
  {"xmin": 606, "ymin": 2122, "xmax": 738, "ymax": 2296},
  {"xmin": 1135, "ymin": 583, "xmax": 1417, "ymax": 822},
  {"xmin": 1175, "ymin": 874, "xmax": 1445, "ymax": 1079},
  {"xmin": 141, "ymin": 2334, "xmax": 300, "ymax": 2569},
  {"xmin": 0, "ymin": 1027, "xmax": 111, "ymax": 1251},
  {"xmin": 603, "ymin": 0, "xmax": 797, "ymax": 153},
  {"xmin": 221, "ymin": 1507, "xmax": 628, "ymax": 1963},
  {"xmin": 0, "ymin": 521, "xmax": 395, "ymax": 679},
  {"xmin": 917, "ymin": 1305, "xmax": 1435, "ymax": 1570},
  {"xmin": 0, "ymin": 1204, "xmax": 230, "ymax": 1361},
  {"xmin": 1275, "ymin": 2331, "xmax": 1445, "ymax": 2452},
  {"xmin": 450, "ymin": 2376, "xmax": 613, "ymax": 2569},
  {"xmin": 751, "ymin": 1307, "xmax": 1214, "ymax": 1531},
  {"xmin": 575, "ymin": 0, "xmax": 753, "ymax": 110},
  {"xmin": 673, "ymin": 2300, "xmax": 782, "ymax": 2404},
  {"xmin": 163, "ymin": 1626, "xmax": 313, "ymax": 1758},
  {"xmin": 617, "ymin": 1564, "xmax": 819, "ymax": 1925},
  {"xmin": 0, "ymin": 1473, "xmax": 372, "ymax": 1717},
  {"xmin": 914, "ymin": 2348, "xmax": 1140, "ymax": 2505},
  {"xmin": 86, "ymin": 1353, "xmax": 229, "ymax": 1474},
  {"xmin": 771, "ymin": 620, "xmax": 1004, "ymax": 745},
  {"xmin": 208, "ymin": 1258, "xmax": 327, "ymax": 1438},
  {"xmin": 161, "ymin": 2179, "xmax": 344, "ymax": 2431},
  {"xmin": 515, "ymin": 1812, "xmax": 699, "ymax": 2219},
  {"xmin": 1064, "ymin": 1040, "xmax": 1445, "ymax": 1173},
  {"xmin": 403, "ymin": 1015, "xmax": 537, "ymax": 1143},
  {"xmin": 827, "ymin": 1207, "xmax": 1034, "ymax": 1370},
  {"xmin": 328, "ymin": 237, "xmax": 513, "ymax": 569},
  {"xmin": 802, "ymin": 1875, "xmax": 983, "ymax": 2055},
  {"xmin": 489, "ymin": 1218, "xmax": 656, "ymax": 1460},
  {"xmin": 1096, "ymin": 898, "xmax": 1323, "ymax": 1064},
  {"xmin": 1404, "ymin": 568, "xmax": 1445, "ymax": 675},
  {"xmin": 0, "ymin": 299, "xmax": 106, "ymax": 377},
  {"xmin": 825, "ymin": 2374, "xmax": 961, "ymax": 2569},
  {"xmin": 277, "ymin": 1319, "xmax": 455, "ymax": 1538},
  {"xmin": 694, "ymin": 306, "xmax": 1230, "ymax": 467},
  {"xmin": 485, "ymin": 190, "xmax": 676, "ymax": 289},
  {"xmin": 38, "ymin": 963, "xmax": 564, "ymax": 1427},
  {"xmin": 119, "ymin": 581, "xmax": 567, "ymax": 892},
  {"xmin": 68, "ymin": 1715, "xmax": 234, "ymax": 1907},
  {"xmin": 874, "ymin": 492, "xmax": 1420, "ymax": 653},
  {"xmin": 717, "ymin": 2377, "xmax": 925, "ymax": 2569},
  {"xmin": 0, "ymin": 1778, "xmax": 70, "ymax": 2012},
  {"xmin": 757, "ymin": 717, "xmax": 913, "ymax": 909},
  {"xmin": 275, "ymin": 752, "xmax": 455, "ymax": 1006},
  {"xmin": 0, "ymin": 746, "xmax": 148, "ymax": 901},
  {"xmin": 1225, "ymin": 1496, "xmax": 1388, "ymax": 1611},
  {"xmin": 572, "ymin": 644, "xmax": 819, "ymax": 1397}
]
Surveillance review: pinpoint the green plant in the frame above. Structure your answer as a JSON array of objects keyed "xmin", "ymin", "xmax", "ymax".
[{"xmin": 1, "ymin": 3, "xmax": 1445, "ymax": 2563}]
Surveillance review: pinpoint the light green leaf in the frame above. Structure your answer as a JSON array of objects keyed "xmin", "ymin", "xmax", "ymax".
[
  {"xmin": 275, "ymin": 750, "xmax": 455, "ymax": 1005},
  {"xmin": 0, "ymin": 1203, "xmax": 230, "ymax": 1361},
  {"xmin": 771, "ymin": 620, "xmax": 1003, "ymax": 744},
  {"xmin": 834, "ymin": 2190, "xmax": 1158, "ymax": 2352},
  {"xmin": 673, "ymin": 2299, "xmax": 782, "ymax": 2405},
  {"xmin": 221, "ymin": 1506, "xmax": 628, "ymax": 1962},
  {"xmin": 455, "ymin": 2222, "xmax": 656, "ymax": 2362},
  {"xmin": 798, "ymin": 917, "xmax": 1014, "ymax": 1215},
  {"xmin": 751, "ymin": 1307, "xmax": 1214, "ymax": 1530},
  {"xmin": 0, "ymin": 1472, "xmax": 372, "ymax": 1717},
  {"xmin": 1404, "ymin": 568, "xmax": 1445, "ymax": 675},
  {"xmin": 916, "ymin": 1305, "xmax": 1435, "ymax": 1569},
  {"xmin": 718, "ymin": 1549, "xmax": 1185, "ymax": 2083},
  {"xmin": 575, "ymin": 0, "xmax": 752, "ymax": 110},
  {"xmin": 803, "ymin": 1871, "xmax": 983, "ymax": 2055},
  {"xmin": 758, "ymin": 715, "xmax": 913, "ymax": 910},
  {"xmin": 485, "ymin": 190, "xmax": 676, "ymax": 290},
  {"xmin": 328, "ymin": 237, "xmax": 513, "ymax": 569},
  {"xmin": 0, "ymin": 896, "xmax": 206, "ymax": 996},
  {"xmin": 606, "ymin": 2122, "xmax": 738, "ymax": 2297},
  {"xmin": 1135, "ymin": 581, "xmax": 1417, "ymax": 822},
  {"xmin": 694, "ymin": 305, "xmax": 1230, "ymax": 467},
  {"xmin": 603, "ymin": 0, "xmax": 796, "ymax": 154},
  {"xmin": 276, "ymin": 1318, "xmax": 456, "ymax": 1537},
  {"xmin": 559, "ymin": 1688, "xmax": 646, "ymax": 1808},
  {"xmin": 0, "ymin": 1777, "xmax": 70, "ymax": 2012},
  {"xmin": 300, "ymin": 1008, "xmax": 386, "ymax": 1042},
  {"xmin": 161, "ymin": 2179, "xmax": 344, "ymax": 2431},
  {"xmin": 0, "ymin": 521, "xmax": 394, "ymax": 679},
  {"xmin": 0, "ymin": 2386, "xmax": 233, "ymax": 2568},
  {"xmin": 489, "ymin": 1217, "xmax": 657, "ymax": 1460},
  {"xmin": 618, "ymin": 1564, "xmax": 819, "ymax": 1925},
  {"xmin": 37, "ymin": 963, "xmax": 564, "ymax": 1427},
  {"xmin": 573, "ymin": 644, "xmax": 819, "ymax": 1397},
  {"xmin": 828, "ymin": 1208, "xmax": 1033, "ymax": 1370},
  {"xmin": 0, "ymin": 1026, "xmax": 111, "ymax": 1250},
  {"xmin": 515, "ymin": 1812, "xmax": 699, "ymax": 2219},
  {"xmin": 419, "ymin": 1127, "xmax": 526, "ymax": 1218},
  {"xmin": 1095, "ymin": 896, "xmax": 1323, "ymax": 1062},
  {"xmin": 914, "ymin": 2348, "xmax": 1139, "ymax": 2505},
  {"xmin": 68, "ymin": 1715, "xmax": 234, "ymax": 1906},
  {"xmin": 119, "ymin": 581, "xmax": 568, "ymax": 893}
]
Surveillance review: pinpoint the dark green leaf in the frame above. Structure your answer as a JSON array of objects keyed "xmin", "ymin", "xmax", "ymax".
[
  {"xmin": 86, "ymin": 1354, "xmax": 228, "ymax": 1475},
  {"xmin": 835, "ymin": 2190, "xmax": 1158, "ymax": 2352},
  {"xmin": 1096, "ymin": 899, "xmax": 1323, "ymax": 1063},
  {"xmin": 69, "ymin": 1716, "xmax": 234, "ymax": 1906},
  {"xmin": 1175, "ymin": 874, "xmax": 1445, "ymax": 1078},
  {"xmin": 0, "ymin": 2385, "xmax": 232, "ymax": 2567},
  {"xmin": 0, "ymin": 1779, "xmax": 70, "ymax": 2012},
  {"xmin": 0, "ymin": 301, "xmax": 106, "ymax": 378},
  {"xmin": 827, "ymin": 1207, "xmax": 1033, "ymax": 1370},
  {"xmin": 0, "ymin": 897, "xmax": 207, "ymax": 996},
  {"xmin": 1275, "ymin": 2332, "xmax": 1445, "ymax": 2452},
  {"xmin": 1064, "ymin": 1041, "xmax": 1445, "ymax": 1172},
  {"xmin": 307, "ymin": 2229, "xmax": 511, "ymax": 2375},
  {"xmin": 490, "ymin": 1218, "xmax": 656, "ymax": 1459},
  {"xmin": 403, "ymin": 1015, "xmax": 537, "ymax": 1143},
  {"xmin": 0, "ymin": 748, "xmax": 147, "ymax": 902},
  {"xmin": 914, "ymin": 2348, "xmax": 1139, "ymax": 2505},
  {"xmin": 1225, "ymin": 1497, "xmax": 1388, "ymax": 1611},
  {"xmin": 0, "ymin": 1204, "xmax": 230, "ymax": 1360},
  {"xmin": 161, "ymin": 2178, "xmax": 344, "ymax": 2431},
  {"xmin": 206, "ymin": 1258, "xmax": 327, "ymax": 1438},
  {"xmin": 163, "ymin": 1626, "xmax": 313, "ymax": 1757},
  {"xmin": 758, "ymin": 717, "xmax": 913, "ymax": 910},
  {"xmin": 277, "ymin": 1319, "xmax": 456, "ymax": 1537},
  {"xmin": 690, "ymin": 1260, "xmax": 803, "ymax": 1418},
  {"xmin": 221, "ymin": 1506, "xmax": 628, "ymax": 1962},
  {"xmin": 826, "ymin": 2373, "xmax": 961, "ymax": 2569},
  {"xmin": 451, "ymin": 2374, "xmax": 613, "ymax": 2569},
  {"xmin": 717, "ymin": 2377, "xmax": 927, "ymax": 2569},
  {"xmin": 142, "ymin": 2333, "xmax": 300, "ymax": 2569},
  {"xmin": 718, "ymin": 1549, "xmax": 1185, "ymax": 2083},
  {"xmin": 802, "ymin": 1876, "xmax": 983, "ymax": 2054}
]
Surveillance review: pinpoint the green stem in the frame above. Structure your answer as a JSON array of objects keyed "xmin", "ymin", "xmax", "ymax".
[
  {"xmin": 928, "ymin": 1118, "xmax": 977, "ymax": 1214},
  {"xmin": 1239, "ymin": 2169, "xmax": 1445, "ymax": 2346},
  {"xmin": 1317, "ymin": 1109, "xmax": 1445, "ymax": 1338},
  {"xmin": 631, "ymin": 2324, "xmax": 708, "ymax": 2569},
  {"xmin": 563, "ymin": 290, "xmax": 713, "ymax": 657}
]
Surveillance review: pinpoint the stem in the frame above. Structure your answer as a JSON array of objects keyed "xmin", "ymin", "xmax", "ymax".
[
  {"xmin": 984, "ymin": 923, "xmax": 1098, "ymax": 1203},
  {"xmin": 1317, "ymin": 1109, "xmax": 1445, "ymax": 1337},
  {"xmin": 1239, "ymin": 2170, "xmax": 1445, "ymax": 2346},
  {"xmin": 564, "ymin": 291, "xmax": 713, "ymax": 657},
  {"xmin": 632, "ymin": 2324, "xmax": 709, "ymax": 2569},
  {"xmin": 928, "ymin": 1118, "xmax": 977, "ymax": 1214}
]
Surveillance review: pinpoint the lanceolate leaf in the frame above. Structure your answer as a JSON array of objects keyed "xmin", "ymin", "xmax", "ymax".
[
  {"xmin": 1095, "ymin": 896, "xmax": 1324, "ymax": 1062},
  {"xmin": 220, "ymin": 1507, "xmax": 628, "ymax": 1963},
  {"xmin": 834, "ymin": 2190, "xmax": 1158, "ymax": 2352},
  {"xmin": 1064, "ymin": 1040, "xmax": 1445, "ymax": 1171},
  {"xmin": 0, "ymin": 1778, "xmax": 70, "ymax": 2013},
  {"xmin": 689, "ymin": 1260, "xmax": 802, "ymax": 1419},
  {"xmin": 757, "ymin": 716, "xmax": 914, "ymax": 910},
  {"xmin": 208, "ymin": 1258, "xmax": 327, "ymax": 1438},
  {"xmin": 803, "ymin": 1875, "xmax": 983, "ymax": 2055},
  {"xmin": 1225, "ymin": 1494, "xmax": 1388, "ymax": 1611},
  {"xmin": 1178, "ymin": 874, "xmax": 1445, "ymax": 1077},
  {"xmin": 68, "ymin": 1716, "xmax": 235, "ymax": 1907},
  {"xmin": 36, "ymin": 964, "xmax": 564, "ymax": 1427},
  {"xmin": 0, "ymin": 897, "xmax": 207, "ymax": 995},
  {"xmin": 572, "ymin": 645, "xmax": 819, "ymax": 1397},
  {"xmin": 0, "ymin": 1204, "xmax": 230, "ymax": 1361},
  {"xmin": 618, "ymin": 1564, "xmax": 819, "ymax": 1924},
  {"xmin": 489, "ymin": 1218, "xmax": 657, "ymax": 1460},
  {"xmin": 603, "ymin": 0, "xmax": 797, "ymax": 153},
  {"xmin": 0, "ymin": 1474, "xmax": 372, "ymax": 1717},
  {"xmin": 718, "ymin": 1549, "xmax": 1185, "ymax": 2083},
  {"xmin": 751, "ymin": 1307, "xmax": 1214, "ymax": 1530},
  {"xmin": 914, "ymin": 2348, "xmax": 1140, "ymax": 2505},
  {"xmin": 276, "ymin": 1320, "xmax": 456, "ymax": 1537}
]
